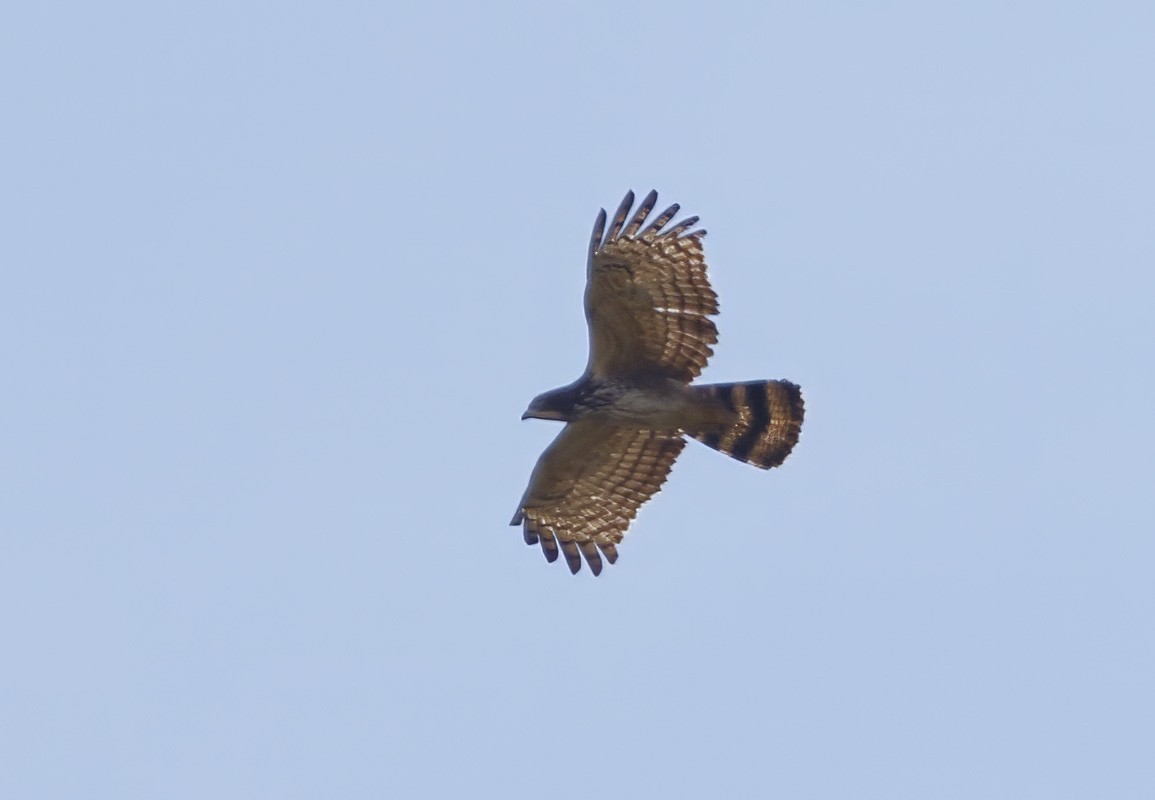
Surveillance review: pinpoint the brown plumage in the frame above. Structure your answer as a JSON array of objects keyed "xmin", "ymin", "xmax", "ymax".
[
  {"xmin": 512, "ymin": 424, "xmax": 685, "ymax": 575},
  {"xmin": 688, "ymin": 381, "xmax": 805, "ymax": 469},
  {"xmin": 511, "ymin": 191, "xmax": 804, "ymax": 575}
]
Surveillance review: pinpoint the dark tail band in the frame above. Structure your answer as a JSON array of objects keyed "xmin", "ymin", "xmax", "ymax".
[{"xmin": 689, "ymin": 380, "xmax": 804, "ymax": 469}]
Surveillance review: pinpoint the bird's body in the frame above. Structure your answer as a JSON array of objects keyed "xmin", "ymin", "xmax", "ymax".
[
  {"xmin": 511, "ymin": 191, "xmax": 804, "ymax": 575},
  {"xmin": 524, "ymin": 375, "xmax": 732, "ymax": 428}
]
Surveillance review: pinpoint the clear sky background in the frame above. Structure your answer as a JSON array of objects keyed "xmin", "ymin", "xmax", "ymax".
[{"xmin": 3, "ymin": 2, "xmax": 1153, "ymax": 798}]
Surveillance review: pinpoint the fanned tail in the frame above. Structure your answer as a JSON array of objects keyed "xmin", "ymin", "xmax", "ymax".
[{"xmin": 688, "ymin": 380, "xmax": 804, "ymax": 469}]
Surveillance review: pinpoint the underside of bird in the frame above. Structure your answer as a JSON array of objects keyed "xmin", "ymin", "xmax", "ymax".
[
  {"xmin": 512, "ymin": 379, "xmax": 804, "ymax": 576},
  {"xmin": 511, "ymin": 189, "xmax": 804, "ymax": 576}
]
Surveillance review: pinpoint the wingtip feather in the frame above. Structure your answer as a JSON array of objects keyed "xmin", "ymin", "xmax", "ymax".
[
  {"xmin": 662, "ymin": 215, "xmax": 700, "ymax": 238},
  {"xmin": 623, "ymin": 190, "xmax": 658, "ymax": 238},
  {"xmin": 580, "ymin": 542, "xmax": 603, "ymax": 576},
  {"xmin": 560, "ymin": 540, "xmax": 582, "ymax": 574},
  {"xmin": 641, "ymin": 203, "xmax": 680, "ymax": 239},
  {"xmin": 605, "ymin": 190, "xmax": 636, "ymax": 243},
  {"xmin": 588, "ymin": 208, "xmax": 608, "ymax": 264},
  {"xmin": 540, "ymin": 535, "xmax": 559, "ymax": 563}
]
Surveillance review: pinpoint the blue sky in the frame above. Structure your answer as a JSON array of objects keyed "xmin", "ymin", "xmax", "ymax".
[{"xmin": 3, "ymin": 2, "xmax": 1153, "ymax": 798}]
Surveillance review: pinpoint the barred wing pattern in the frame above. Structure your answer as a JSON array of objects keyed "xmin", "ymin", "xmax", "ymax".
[
  {"xmin": 510, "ymin": 420, "xmax": 686, "ymax": 575},
  {"xmin": 585, "ymin": 190, "xmax": 719, "ymax": 382}
]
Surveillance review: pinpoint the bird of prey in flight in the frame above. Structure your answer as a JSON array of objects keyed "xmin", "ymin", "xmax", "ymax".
[{"xmin": 511, "ymin": 190, "xmax": 803, "ymax": 575}]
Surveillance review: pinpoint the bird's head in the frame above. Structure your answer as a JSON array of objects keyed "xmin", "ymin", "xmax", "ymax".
[{"xmin": 522, "ymin": 385, "xmax": 580, "ymax": 422}]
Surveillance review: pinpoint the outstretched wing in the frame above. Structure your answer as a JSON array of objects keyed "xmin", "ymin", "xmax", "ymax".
[
  {"xmin": 510, "ymin": 420, "xmax": 686, "ymax": 575},
  {"xmin": 584, "ymin": 190, "xmax": 719, "ymax": 383}
]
